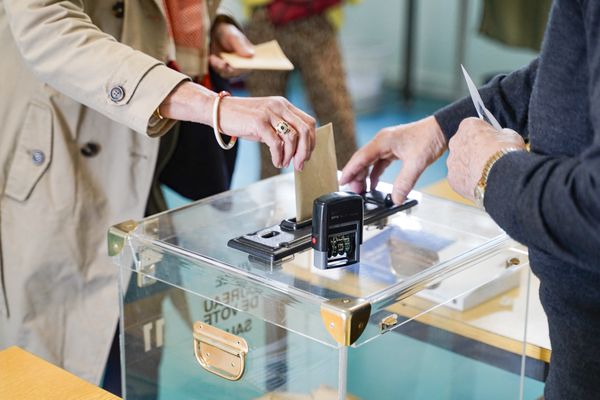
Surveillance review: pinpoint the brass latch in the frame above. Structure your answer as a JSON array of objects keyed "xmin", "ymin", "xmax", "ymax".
[
  {"xmin": 380, "ymin": 313, "xmax": 399, "ymax": 331},
  {"xmin": 193, "ymin": 321, "xmax": 249, "ymax": 381}
]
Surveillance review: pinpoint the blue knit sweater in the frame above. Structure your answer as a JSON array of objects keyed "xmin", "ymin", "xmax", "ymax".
[{"xmin": 435, "ymin": 1, "xmax": 600, "ymax": 398}]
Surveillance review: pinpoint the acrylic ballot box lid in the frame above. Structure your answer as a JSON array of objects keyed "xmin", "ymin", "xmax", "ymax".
[{"xmin": 109, "ymin": 174, "xmax": 522, "ymax": 349}]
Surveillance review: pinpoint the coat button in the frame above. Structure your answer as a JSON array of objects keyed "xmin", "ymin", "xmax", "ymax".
[
  {"xmin": 81, "ymin": 142, "xmax": 101, "ymax": 158},
  {"xmin": 31, "ymin": 150, "xmax": 45, "ymax": 165},
  {"xmin": 109, "ymin": 86, "xmax": 125, "ymax": 102},
  {"xmin": 112, "ymin": 1, "xmax": 124, "ymax": 18}
]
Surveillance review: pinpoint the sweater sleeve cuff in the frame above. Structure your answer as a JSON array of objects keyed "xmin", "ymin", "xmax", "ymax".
[
  {"xmin": 483, "ymin": 150, "xmax": 531, "ymax": 239},
  {"xmin": 433, "ymin": 96, "xmax": 478, "ymax": 142}
]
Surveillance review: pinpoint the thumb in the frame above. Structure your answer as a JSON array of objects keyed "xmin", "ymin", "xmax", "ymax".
[
  {"xmin": 391, "ymin": 161, "xmax": 423, "ymax": 204},
  {"xmin": 230, "ymin": 32, "xmax": 255, "ymax": 58}
]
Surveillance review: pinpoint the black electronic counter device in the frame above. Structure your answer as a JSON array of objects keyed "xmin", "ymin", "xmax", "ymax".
[
  {"xmin": 311, "ymin": 192, "xmax": 364, "ymax": 269},
  {"xmin": 227, "ymin": 189, "xmax": 418, "ymax": 265}
]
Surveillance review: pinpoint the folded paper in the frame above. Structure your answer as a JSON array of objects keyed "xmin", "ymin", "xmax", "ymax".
[
  {"xmin": 220, "ymin": 40, "xmax": 294, "ymax": 71},
  {"xmin": 294, "ymin": 123, "xmax": 339, "ymax": 222}
]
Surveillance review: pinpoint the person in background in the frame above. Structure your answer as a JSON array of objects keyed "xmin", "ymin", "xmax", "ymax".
[
  {"xmin": 0, "ymin": 0, "xmax": 315, "ymax": 397},
  {"xmin": 243, "ymin": 0, "xmax": 358, "ymax": 178},
  {"xmin": 342, "ymin": 1, "xmax": 600, "ymax": 398}
]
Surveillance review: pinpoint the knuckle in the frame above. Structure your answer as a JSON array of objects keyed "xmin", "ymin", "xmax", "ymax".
[
  {"xmin": 272, "ymin": 96, "xmax": 288, "ymax": 109},
  {"xmin": 375, "ymin": 129, "xmax": 389, "ymax": 140},
  {"xmin": 288, "ymin": 129, "xmax": 298, "ymax": 141},
  {"xmin": 259, "ymin": 106, "xmax": 271, "ymax": 120},
  {"xmin": 298, "ymin": 124, "xmax": 309, "ymax": 138},
  {"xmin": 458, "ymin": 118, "xmax": 472, "ymax": 130}
]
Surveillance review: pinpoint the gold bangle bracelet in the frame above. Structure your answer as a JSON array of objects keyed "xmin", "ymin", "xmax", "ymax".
[
  {"xmin": 212, "ymin": 91, "xmax": 237, "ymax": 150},
  {"xmin": 154, "ymin": 106, "xmax": 165, "ymax": 120}
]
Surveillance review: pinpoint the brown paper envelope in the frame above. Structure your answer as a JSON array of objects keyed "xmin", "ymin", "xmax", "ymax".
[
  {"xmin": 294, "ymin": 123, "xmax": 339, "ymax": 221},
  {"xmin": 220, "ymin": 40, "xmax": 294, "ymax": 71}
]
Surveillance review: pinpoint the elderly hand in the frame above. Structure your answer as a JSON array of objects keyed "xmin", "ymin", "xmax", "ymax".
[
  {"xmin": 210, "ymin": 22, "xmax": 254, "ymax": 78},
  {"xmin": 340, "ymin": 116, "xmax": 447, "ymax": 204},
  {"xmin": 447, "ymin": 118, "xmax": 526, "ymax": 201}
]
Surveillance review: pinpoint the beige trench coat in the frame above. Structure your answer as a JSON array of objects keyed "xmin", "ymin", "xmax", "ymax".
[{"xmin": 0, "ymin": 0, "xmax": 224, "ymax": 384}]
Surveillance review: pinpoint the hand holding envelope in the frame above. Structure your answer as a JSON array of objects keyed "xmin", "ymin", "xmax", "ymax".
[{"xmin": 220, "ymin": 40, "xmax": 294, "ymax": 71}]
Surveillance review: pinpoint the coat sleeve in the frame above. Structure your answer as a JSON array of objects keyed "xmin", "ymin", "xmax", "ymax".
[
  {"xmin": 434, "ymin": 58, "xmax": 539, "ymax": 141},
  {"xmin": 3, "ymin": 0, "xmax": 190, "ymax": 136},
  {"xmin": 481, "ymin": 2, "xmax": 600, "ymax": 269}
]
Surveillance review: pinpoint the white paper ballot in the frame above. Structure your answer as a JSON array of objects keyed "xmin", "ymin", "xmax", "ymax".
[
  {"xmin": 221, "ymin": 40, "xmax": 294, "ymax": 71},
  {"xmin": 461, "ymin": 65, "xmax": 503, "ymax": 131}
]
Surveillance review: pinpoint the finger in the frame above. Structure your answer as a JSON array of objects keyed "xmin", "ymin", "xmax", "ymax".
[
  {"xmin": 283, "ymin": 102, "xmax": 317, "ymax": 149},
  {"xmin": 225, "ymin": 66, "xmax": 248, "ymax": 78},
  {"xmin": 391, "ymin": 161, "xmax": 423, "ymax": 205},
  {"xmin": 501, "ymin": 128, "xmax": 518, "ymax": 135},
  {"xmin": 281, "ymin": 101, "xmax": 316, "ymax": 154},
  {"xmin": 209, "ymin": 55, "xmax": 229, "ymax": 76},
  {"xmin": 220, "ymin": 65, "xmax": 244, "ymax": 79},
  {"xmin": 346, "ymin": 167, "xmax": 369, "ymax": 194},
  {"xmin": 231, "ymin": 32, "xmax": 255, "ymax": 57},
  {"xmin": 278, "ymin": 109, "xmax": 313, "ymax": 170},
  {"xmin": 340, "ymin": 141, "xmax": 383, "ymax": 186},
  {"xmin": 259, "ymin": 121, "xmax": 284, "ymax": 168},
  {"xmin": 272, "ymin": 119, "xmax": 298, "ymax": 169},
  {"xmin": 369, "ymin": 159, "xmax": 392, "ymax": 191}
]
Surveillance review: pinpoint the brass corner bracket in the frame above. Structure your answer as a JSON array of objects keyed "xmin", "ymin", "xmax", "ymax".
[
  {"xmin": 320, "ymin": 298, "xmax": 371, "ymax": 347},
  {"xmin": 108, "ymin": 219, "xmax": 138, "ymax": 256}
]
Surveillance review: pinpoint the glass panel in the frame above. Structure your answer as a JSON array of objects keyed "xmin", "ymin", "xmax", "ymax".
[
  {"xmin": 113, "ymin": 174, "xmax": 544, "ymax": 398},
  {"xmin": 119, "ymin": 268, "xmax": 343, "ymax": 400},
  {"xmin": 127, "ymin": 174, "xmax": 506, "ymax": 315},
  {"xmin": 345, "ymin": 263, "xmax": 546, "ymax": 400}
]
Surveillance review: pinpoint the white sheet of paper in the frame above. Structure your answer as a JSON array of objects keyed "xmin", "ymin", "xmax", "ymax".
[
  {"xmin": 294, "ymin": 123, "xmax": 339, "ymax": 222},
  {"xmin": 461, "ymin": 65, "xmax": 503, "ymax": 131},
  {"xmin": 220, "ymin": 40, "xmax": 294, "ymax": 71}
]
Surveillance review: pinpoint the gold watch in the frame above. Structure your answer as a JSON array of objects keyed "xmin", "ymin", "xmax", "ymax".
[{"xmin": 474, "ymin": 148, "xmax": 522, "ymax": 209}]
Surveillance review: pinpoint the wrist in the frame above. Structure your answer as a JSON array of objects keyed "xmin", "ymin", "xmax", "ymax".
[
  {"xmin": 158, "ymin": 82, "xmax": 216, "ymax": 125},
  {"xmin": 474, "ymin": 147, "xmax": 523, "ymax": 209},
  {"xmin": 417, "ymin": 115, "xmax": 448, "ymax": 158},
  {"xmin": 424, "ymin": 115, "xmax": 447, "ymax": 147}
]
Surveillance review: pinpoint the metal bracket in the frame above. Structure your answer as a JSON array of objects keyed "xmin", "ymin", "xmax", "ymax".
[
  {"xmin": 135, "ymin": 248, "xmax": 163, "ymax": 288},
  {"xmin": 380, "ymin": 313, "xmax": 399, "ymax": 332},
  {"xmin": 228, "ymin": 197, "xmax": 418, "ymax": 263},
  {"xmin": 320, "ymin": 298, "xmax": 371, "ymax": 346},
  {"xmin": 108, "ymin": 220, "xmax": 138, "ymax": 257},
  {"xmin": 193, "ymin": 321, "xmax": 249, "ymax": 381}
]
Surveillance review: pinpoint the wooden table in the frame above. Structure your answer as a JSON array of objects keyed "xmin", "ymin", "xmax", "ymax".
[{"xmin": 0, "ymin": 346, "xmax": 120, "ymax": 400}]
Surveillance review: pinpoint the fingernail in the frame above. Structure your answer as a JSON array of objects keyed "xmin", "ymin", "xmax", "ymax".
[{"xmin": 299, "ymin": 162, "xmax": 304, "ymax": 171}]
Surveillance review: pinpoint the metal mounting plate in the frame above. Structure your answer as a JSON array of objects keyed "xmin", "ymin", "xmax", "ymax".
[{"xmin": 227, "ymin": 195, "xmax": 418, "ymax": 263}]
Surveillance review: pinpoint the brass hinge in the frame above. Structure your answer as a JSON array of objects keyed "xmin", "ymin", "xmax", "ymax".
[
  {"xmin": 108, "ymin": 220, "xmax": 138, "ymax": 257},
  {"xmin": 320, "ymin": 298, "xmax": 371, "ymax": 347},
  {"xmin": 193, "ymin": 322, "xmax": 249, "ymax": 381}
]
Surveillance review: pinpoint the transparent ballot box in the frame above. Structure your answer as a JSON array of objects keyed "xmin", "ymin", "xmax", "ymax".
[{"xmin": 109, "ymin": 175, "xmax": 545, "ymax": 400}]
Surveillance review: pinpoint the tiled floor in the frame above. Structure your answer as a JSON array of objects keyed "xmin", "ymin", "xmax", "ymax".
[{"xmin": 164, "ymin": 76, "xmax": 450, "ymax": 209}]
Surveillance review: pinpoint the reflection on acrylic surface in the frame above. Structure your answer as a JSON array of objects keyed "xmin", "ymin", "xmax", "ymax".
[{"xmin": 360, "ymin": 226, "xmax": 453, "ymax": 284}]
